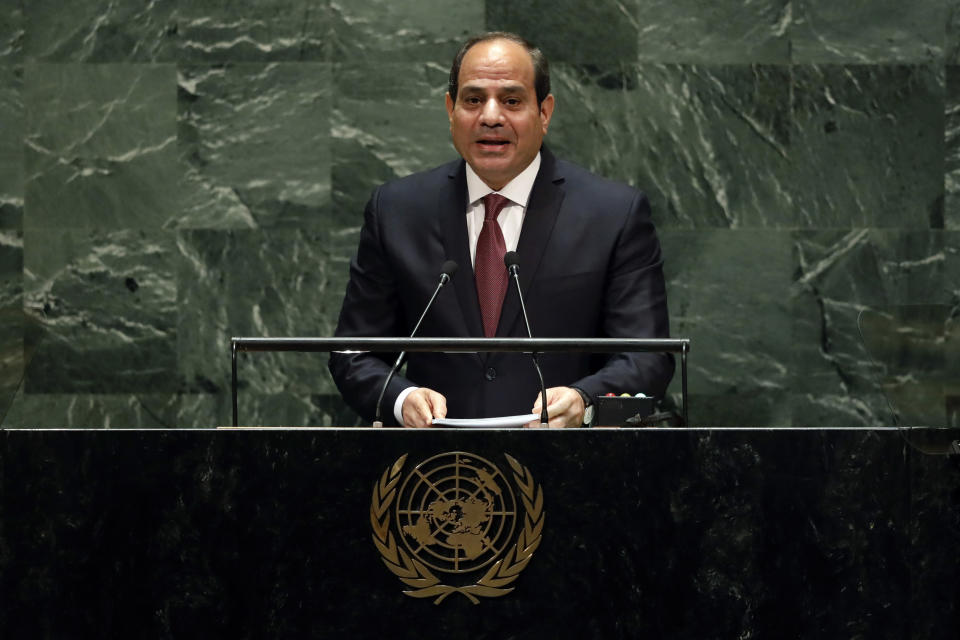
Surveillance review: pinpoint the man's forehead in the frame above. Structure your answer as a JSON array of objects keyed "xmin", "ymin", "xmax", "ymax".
[{"xmin": 458, "ymin": 39, "xmax": 535, "ymax": 84}]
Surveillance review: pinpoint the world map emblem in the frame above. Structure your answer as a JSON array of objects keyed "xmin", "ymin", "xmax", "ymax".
[{"xmin": 370, "ymin": 451, "xmax": 545, "ymax": 604}]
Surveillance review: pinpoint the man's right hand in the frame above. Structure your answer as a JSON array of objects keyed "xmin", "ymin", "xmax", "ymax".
[{"xmin": 401, "ymin": 388, "xmax": 448, "ymax": 428}]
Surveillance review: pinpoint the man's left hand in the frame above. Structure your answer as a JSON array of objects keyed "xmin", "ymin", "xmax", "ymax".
[{"xmin": 526, "ymin": 386, "xmax": 585, "ymax": 428}]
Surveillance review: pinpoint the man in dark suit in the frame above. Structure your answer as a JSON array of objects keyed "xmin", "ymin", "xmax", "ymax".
[{"xmin": 329, "ymin": 32, "xmax": 673, "ymax": 428}]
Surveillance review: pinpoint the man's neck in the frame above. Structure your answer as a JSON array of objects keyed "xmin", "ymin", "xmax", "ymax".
[{"xmin": 465, "ymin": 153, "xmax": 542, "ymax": 207}]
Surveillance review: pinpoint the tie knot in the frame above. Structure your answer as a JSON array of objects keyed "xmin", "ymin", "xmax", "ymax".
[{"xmin": 483, "ymin": 193, "xmax": 510, "ymax": 221}]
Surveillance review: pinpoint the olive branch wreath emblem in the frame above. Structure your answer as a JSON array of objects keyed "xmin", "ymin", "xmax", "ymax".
[{"xmin": 370, "ymin": 453, "xmax": 545, "ymax": 604}]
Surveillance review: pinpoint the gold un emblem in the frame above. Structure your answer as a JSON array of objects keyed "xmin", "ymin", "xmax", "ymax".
[{"xmin": 371, "ymin": 451, "xmax": 545, "ymax": 604}]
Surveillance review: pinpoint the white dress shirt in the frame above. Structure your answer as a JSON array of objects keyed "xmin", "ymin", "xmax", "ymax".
[{"xmin": 393, "ymin": 153, "xmax": 542, "ymax": 424}]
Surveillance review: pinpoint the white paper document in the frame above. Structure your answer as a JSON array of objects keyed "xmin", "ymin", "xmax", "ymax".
[{"xmin": 432, "ymin": 414, "xmax": 539, "ymax": 428}]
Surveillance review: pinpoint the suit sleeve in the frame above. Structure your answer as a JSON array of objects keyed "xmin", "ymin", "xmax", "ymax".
[
  {"xmin": 570, "ymin": 190, "xmax": 675, "ymax": 399},
  {"xmin": 328, "ymin": 187, "xmax": 415, "ymax": 425}
]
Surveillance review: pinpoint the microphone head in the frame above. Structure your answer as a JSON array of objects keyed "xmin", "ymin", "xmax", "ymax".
[
  {"xmin": 504, "ymin": 251, "xmax": 520, "ymax": 269},
  {"xmin": 441, "ymin": 260, "xmax": 459, "ymax": 277}
]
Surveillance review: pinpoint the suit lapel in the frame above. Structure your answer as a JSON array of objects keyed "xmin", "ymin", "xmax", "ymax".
[
  {"xmin": 438, "ymin": 161, "xmax": 486, "ymax": 345},
  {"xmin": 496, "ymin": 147, "xmax": 565, "ymax": 339}
]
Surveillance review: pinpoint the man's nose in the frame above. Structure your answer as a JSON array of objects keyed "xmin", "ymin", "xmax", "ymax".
[{"xmin": 480, "ymin": 99, "xmax": 503, "ymax": 126}]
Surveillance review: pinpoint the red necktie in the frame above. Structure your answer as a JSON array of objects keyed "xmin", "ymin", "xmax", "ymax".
[{"xmin": 475, "ymin": 193, "xmax": 510, "ymax": 337}]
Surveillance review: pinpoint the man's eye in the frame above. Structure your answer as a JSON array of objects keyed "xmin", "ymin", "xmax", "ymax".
[
  {"xmin": 505, "ymin": 98, "xmax": 521, "ymax": 106},
  {"xmin": 465, "ymin": 96, "xmax": 482, "ymax": 105}
]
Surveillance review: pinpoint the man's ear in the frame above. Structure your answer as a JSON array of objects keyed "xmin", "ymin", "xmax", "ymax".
[
  {"xmin": 445, "ymin": 92, "xmax": 455, "ymax": 126},
  {"xmin": 539, "ymin": 93, "xmax": 555, "ymax": 134}
]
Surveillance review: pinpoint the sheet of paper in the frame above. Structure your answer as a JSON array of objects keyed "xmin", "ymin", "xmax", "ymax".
[{"xmin": 432, "ymin": 414, "xmax": 539, "ymax": 428}]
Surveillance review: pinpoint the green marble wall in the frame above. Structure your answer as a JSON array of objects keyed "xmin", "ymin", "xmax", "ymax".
[{"xmin": 1, "ymin": 0, "xmax": 958, "ymax": 428}]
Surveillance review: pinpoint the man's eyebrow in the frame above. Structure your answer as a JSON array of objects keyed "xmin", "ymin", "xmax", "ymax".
[{"xmin": 459, "ymin": 83, "xmax": 528, "ymax": 95}]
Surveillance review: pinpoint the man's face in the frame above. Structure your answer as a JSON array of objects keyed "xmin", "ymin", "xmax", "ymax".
[{"xmin": 445, "ymin": 39, "xmax": 555, "ymax": 191}]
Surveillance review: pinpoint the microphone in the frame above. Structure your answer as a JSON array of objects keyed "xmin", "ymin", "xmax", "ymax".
[
  {"xmin": 373, "ymin": 260, "xmax": 459, "ymax": 427},
  {"xmin": 504, "ymin": 251, "xmax": 549, "ymax": 427}
]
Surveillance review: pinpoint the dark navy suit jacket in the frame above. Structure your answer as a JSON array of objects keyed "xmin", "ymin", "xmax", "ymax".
[{"xmin": 328, "ymin": 147, "xmax": 674, "ymax": 424}]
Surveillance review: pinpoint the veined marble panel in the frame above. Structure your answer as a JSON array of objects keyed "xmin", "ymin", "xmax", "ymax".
[
  {"xmin": 23, "ymin": 0, "xmax": 175, "ymax": 62},
  {"xmin": 635, "ymin": 0, "xmax": 790, "ymax": 64},
  {"xmin": 0, "ymin": 0, "xmax": 23, "ymax": 62},
  {"xmin": 0, "ymin": 64, "xmax": 22, "ymax": 229},
  {"xmin": 946, "ymin": 65, "xmax": 960, "ymax": 230},
  {"xmin": 662, "ymin": 229, "xmax": 793, "ymax": 395},
  {"xmin": 549, "ymin": 64, "xmax": 791, "ymax": 229},
  {"xmin": 790, "ymin": 65, "xmax": 944, "ymax": 229},
  {"xmin": 170, "ymin": 0, "xmax": 329, "ymax": 62},
  {"xmin": 24, "ymin": 63, "xmax": 180, "ymax": 230},
  {"xmin": 176, "ymin": 228, "xmax": 353, "ymax": 425},
  {"xmin": 791, "ymin": 0, "xmax": 945, "ymax": 64},
  {"xmin": 23, "ymin": 228, "xmax": 177, "ymax": 393},
  {"xmin": 331, "ymin": 62, "xmax": 453, "ymax": 227},
  {"xmin": 661, "ymin": 230, "xmax": 793, "ymax": 426},
  {"xmin": 487, "ymin": 0, "xmax": 640, "ymax": 64},
  {"xmin": 949, "ymin": 1, "xmax": 960, "ymax": 63},
  {"xmin": 1, "ymin": 392, "xmax": 218, "ymax": 428},
  {"xmin": 790, "ymin": 230, "xmax": 957, "ymax": 427},
  {"xmin": 330, "ymin": 0, "xmax": 482, "ymax": 63},
  {"xmin": 0, "ymin": 228, "xmax": 23, "ymax": 425},
  {"xmin": 176, "ymin": 63, "xmax": 330, "ymax": 229}
]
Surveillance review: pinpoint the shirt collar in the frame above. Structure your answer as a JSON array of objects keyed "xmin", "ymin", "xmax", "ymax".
[{"xmin": 465, "ymin": 151, "xmax": 541, "ymax": 209}]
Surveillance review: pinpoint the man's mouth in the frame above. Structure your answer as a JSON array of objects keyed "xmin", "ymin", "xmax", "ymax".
[{"xmin": 477, "ymin": 139, "xmax": 510, "ymax": 149}]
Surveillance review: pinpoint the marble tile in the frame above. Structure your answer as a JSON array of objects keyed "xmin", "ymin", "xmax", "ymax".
[
  {"xmin": 0, "ymin": 0, "xmax": 23, "ymax": 62},
  {"xmin": 486, "ymin": 0, "xmax": 640, "ymax": 64},
  {"xmin": 864, "ymin": 303, "xmax": 954, "ymax": 402},
  {"xmin": 0, "ymin": 229, "xmax": 23, "ymax": 425},
  {"xmin": 681, "ymin": 392, "xmax": 792, "ymax": 428},
  {"xmin": 331, "ymin": 63, "xmax": 453, "ymax": 227},
  {"xmin": 22, "ymin": 0, "xmax": 175, "ymax": 62},
  {"xmin": 791, "ymin": 0, "xmax": 945, "ymax": 64},
  {"xmin": 789, "ymin": 65, "xmax": 944, "ymax": 229},
  {"xmin": 1, "ymin": 392, "xmax": 218, "ymax": 428},
  {"xmin": 946, "ymin": 66, "xmax": 960, "ymax": 230},
  {"xmin": 858, "ymin": 300, "xmax": 960, "ymax": 428},
  {"xmin": 549, "ymin": 64, "xmax": 791, "ymax": 229},
  {"xmin": 634, "ymin": 0, "xmax": 790, "ymax": 64},
  {"xmin": 661, "ymin": 230, "xmax": 793, "ymax": 426},
  {"xmin": 789, "ymin": 231, "xmax": 955, "ymax": 427},
  {"xmin": 907, "ymin": 436, "xmax": 960, "ymax": 639},
  {"xmin": 0, "ymin": 64, "xmax": 22, "ymax": 229},
  {"xmin": 234, "ymin": 389, "xmax": 363, "ymax": 427},
  {"xmin": 23, "ymin": 228, "xmax": 178, "ymax": 393},
  {"xmin": 330, "ymin": 0, "xmax": 482, "ymax": 64},
  {"xmin": 176, "ymin": 228, "xmax": 355, "ymax": 426},
  {"xmin": 176, "ymin": 63, "xmax": 330, "ymax": 229},
  {"xmin": 949, "ymin": 1, "xmax": 960, "ymax": 64},
  {"xmin": 170, "ymin": 0, "xmax": 329, "ymax": 62},
  {"xmin": 24, "ymin": 63, "xmax": 180, "ymax": 230}
]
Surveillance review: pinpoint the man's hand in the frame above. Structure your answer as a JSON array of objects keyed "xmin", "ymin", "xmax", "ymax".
[
  {"xmin": 526, "ymin": 386, "xmax": 585, "ymax": 428},
  {"xmin": 401, "ymin": 388, "xmax": 448, "ymax": 428}
]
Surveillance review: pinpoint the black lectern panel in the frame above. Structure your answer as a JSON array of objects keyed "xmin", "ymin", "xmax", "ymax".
[{"xmin": 2, "ymin": 429, "xmax": 957, "ymax": 639}]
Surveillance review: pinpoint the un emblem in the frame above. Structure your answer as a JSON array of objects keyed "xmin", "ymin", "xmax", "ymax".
[{"xmin": 370, "ymin": 451, "xmax": 545, "ymax": 604}]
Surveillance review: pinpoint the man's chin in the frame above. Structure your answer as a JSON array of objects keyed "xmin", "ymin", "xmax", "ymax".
[{"xmin": 469, "ymin": 155, "xmax": 515, "ymax": 173}]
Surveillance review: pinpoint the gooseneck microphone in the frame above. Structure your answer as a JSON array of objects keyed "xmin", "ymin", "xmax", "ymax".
[
  {"xmin": 504, "ymin": 251, "xmax": 549, "ymax": 427},
  {"xmin": 373, "ymin": 260, "xmax": 458, "ymax": 427}
]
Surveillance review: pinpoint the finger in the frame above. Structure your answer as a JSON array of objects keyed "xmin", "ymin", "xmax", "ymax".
[
  {"xmin": 542, "ymin": 387, "xmax": 571, "ymax": 414},
  {"xmin": 545, "ymin": 388, "xmax": 584, "ymax": 428},
  {"xmin": 548, "ymin": 411, "xmax": 577, "ymax": 429},
  {"xmin": 404, "ymin": 391, "xmax": 433, "ymax": 428},
  {"xmin": 531, "ymin": 387, "xmax": 556, "ymax": 414},
  {"xmin": 428, "ymin": 391, "xmax": 447, "ymax": 419}
]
